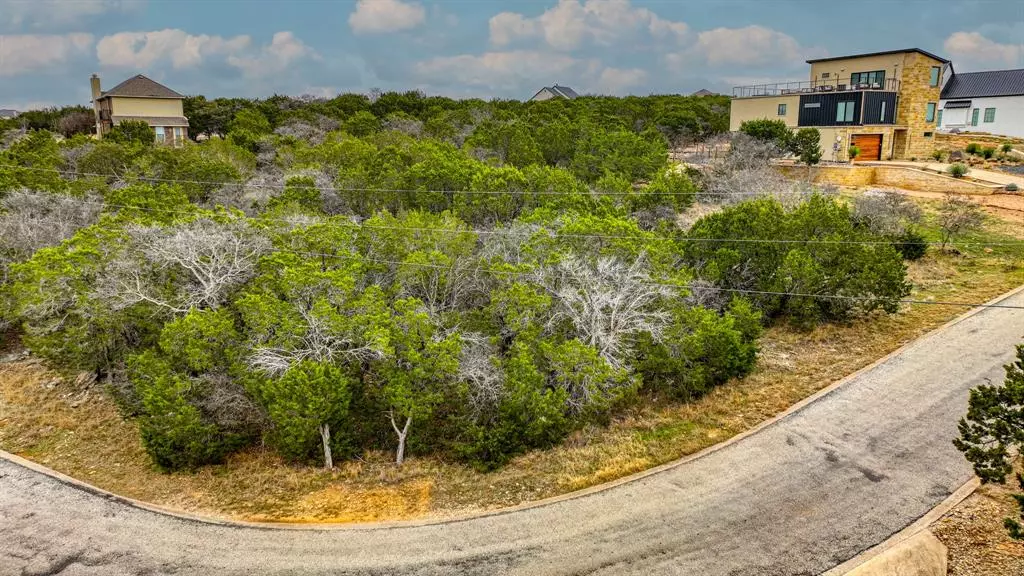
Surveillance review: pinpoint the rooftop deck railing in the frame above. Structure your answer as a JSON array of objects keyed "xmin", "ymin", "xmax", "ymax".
[{"xmin": 732, "ymin": 77, "xmax": 900, "ymax": 98}]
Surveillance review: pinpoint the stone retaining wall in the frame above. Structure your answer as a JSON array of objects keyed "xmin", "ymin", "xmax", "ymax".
[{"xmin": 777, "ymin": 164, "xmax": 1000, "ymax": 195}]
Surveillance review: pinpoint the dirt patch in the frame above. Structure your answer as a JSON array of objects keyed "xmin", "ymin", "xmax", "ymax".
[{"xmin": 933, "ymin": 475, "xmax": 1024, "ymax": 576}]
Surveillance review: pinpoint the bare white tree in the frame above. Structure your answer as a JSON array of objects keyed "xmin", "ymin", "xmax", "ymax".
[
  {"xmin": 248, "ymin": 306, "xmax": 385, "ymax": 376},
  {"xmin": 458, "ymin": 332, "xmax": 504, "ymax": 415},
  {"xmin": 539, "ymin": 255, "xmax": 674, "ymax": 369},
  {"xmin": 0, "ymin": 190, "xmax": 103, "ymax": 278},
  {"xmin": 99, "ymin": 218, "xmax": 270, "ymax": 314},
  {"xmin": 852, "ymin": 189, "xmax": 923, "ymax": 236}
]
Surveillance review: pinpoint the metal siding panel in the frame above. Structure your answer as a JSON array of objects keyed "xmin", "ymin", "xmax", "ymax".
[
  {"xmin": 863, "ymin": 92, "xmax": 898, "ymax": 124},
  {"xmin": 798, "ymin": 93, "xmax": 863, "ymax": 126}
]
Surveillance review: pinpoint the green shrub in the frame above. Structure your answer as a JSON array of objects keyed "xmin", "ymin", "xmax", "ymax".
[
  {"xmin": 947, "ymin": 163, "xmax": 969, "ymax": 178},
  {"xmin": 931, "ymin": 150, "xmax": 945, "ymax": 161},
  {"xmin": 738, "ymin": 119, "xmax": 791, "ymax": 150},
  {"xmin": 895, "ymin": 229, "xmax": 928, "ymax": 261},
  {"xmin": 981, "ymin": 147, "xmax": 997, "ymax": 159},
  {"xmin": 107, "ymin": 120, "xmax": 155, "ymax": 146},
  {"xmin": 848, "ymin": 145, "xmax": 860, "ymax": 160},
  {"xmin": 1001, "ymin": 143, "xmax": 1013, "ymax": 153},
  {"xmin": 1006, "ymin": 182, "xmax": 1019, "ymax": 192},
  {"xmin": 965, "ymin": 143, "xmax": 981, "ymax": 155}
]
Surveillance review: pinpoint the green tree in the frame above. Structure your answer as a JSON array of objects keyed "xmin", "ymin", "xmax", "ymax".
[
  {"xmin": 343, "ymin": 111, "xmax": 381, "ymax": 137},
  {"xmin": 739, "ymin": 118, "xmax": 791, "ymax": 151},
  {"xmin": 260, "ymin": 360, "xmax": 353, "ymax": 468},
  {"xmin": 107, "ymin": 120, "xmax": 155, "ymax": 146},
  {"xmin": 954, "ymin": 345, "xmax": 1024, "ymax": 539},
  {"xmin": 790, "ymin": 128, "xmax": 822, "ymax": 179}
]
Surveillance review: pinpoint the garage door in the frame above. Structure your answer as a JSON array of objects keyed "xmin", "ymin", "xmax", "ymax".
[{"xmin": 851, "ymin": 134, "xmax": 882, "ymax": 161}]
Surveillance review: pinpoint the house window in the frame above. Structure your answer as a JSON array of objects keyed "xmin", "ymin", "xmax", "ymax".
[
  {"xmin": 837, "ymin": 101, "xmax": 856, "ymax": 123},
  {"xmin": 971, "ymin": 108, "xmax": 980, "ymax": 126},
  {"xmin": 984, "ymin": 108, "xmax": 996, "ymax": 123},
  {"xmin": 926, "ymin": 102, "xmax": 936, "ymax": 122},
  {"xmin": 880, "ymin": 101, "xmax": 886, "ymax": 122},
  {"xmin": 851, "ymin": 70, "xmax": 885, "ymax": 87},
  {"xmin": 937, "ymin": 110, "xmax": 942, "ymax": 127},
  {"xmin": 929, "ymin": 66, "xmax": 941, "ymax": 87},
  {"xmin": 924, "ymin": 132, "xmax": 933, "ymax": 138},
  {"xmin": 804, "ymin": 102, "xmax": 821, "ymax": 108},
  {"xmin": 821, "ymin": 72, "xmax": 831, "ymax": 79},
  {"xmin": 154, "ymin": 126, "xmax": 165, "ymax": 143},
  {"xmin": 777, "ymin": 103, "xmax": 787, "ymax": 116}
]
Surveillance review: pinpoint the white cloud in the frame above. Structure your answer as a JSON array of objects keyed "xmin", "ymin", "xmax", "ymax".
[
  {"xmin": 415, "ymin": 50, "xmax": 592, "ymax": 92},
  {"xmin": 1, "ymin": 0, "xmax": 139, "ymax": 30},
  {"xmin": 227, "ymin": 31, "xmax": 319, "ymax": 77},
  {"xmin": 96, "ymin": 29, "xmax": 317, "ymax": 77},
  {"xmin": 594, "ymin": 66, "xmax": 648, "ymax": 93},
  {"xmin": 665, "ymin": 25, "xmax": 824, "ymax": 71},
  {"xmin": 944, "ymin": 31, "xmax": 1023, "ymax": 69},
  {"xmin": 0, "ymin": 33, "xmax": 94, "ymax": 76},
  {"xmin": 349, "ymin": 0, "xmax": 426, "ymax": 34},
  {"xmin": 489, "ymin": 0, "xmax": 687, "ymax": 51},
  {"xmin": 97, "ymin": 29, "xmax": 251, "ymax": 69}
]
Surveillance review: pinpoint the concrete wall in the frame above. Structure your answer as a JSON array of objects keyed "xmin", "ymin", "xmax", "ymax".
[
  {"xmin": 809, "ymin": 53, "xmax": 911, "ymax": 84},
  {"xmin": 843, "ymin": 530, "xmax": 947, "ymax": 576},
  {"xmin": 939, "ymin": 95, "xmax": 1024, "ymax": 139},
  {"xmin": 729, "ymin": 95, "xmax": 800, "ymax": 131},
  {"xmin": 776, "ymin": 163, "xmax": 1000, "ymax": 194},
  {"xmin": 110, "ymin": 97, "xmax": 184, "ymax": 117}
]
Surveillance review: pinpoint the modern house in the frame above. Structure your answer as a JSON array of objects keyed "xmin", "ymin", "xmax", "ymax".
[
  {"xmin": 730, "ymin": 48, "xmax": 950, "ymax": 161},
  {"xmin": 938, "ymin": 68, "xmax": 1024, "ymax": 139},
  {"xmin": 530, "ymin": 85, "xmax": 580, "ymax": 102},
  {"xmin": 90, "ymin": 74, "xmax": 189, "ymax": 145}
]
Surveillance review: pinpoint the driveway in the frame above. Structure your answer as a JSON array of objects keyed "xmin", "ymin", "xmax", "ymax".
[{"xmin": 3, "ymin": 288, "xmax": 1023, "ymax": 576}]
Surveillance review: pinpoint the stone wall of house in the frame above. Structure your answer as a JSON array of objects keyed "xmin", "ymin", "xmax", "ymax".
[
  {"xmin": 894, "ymin": 52, "xmax": 943, "ymax": 160},
  {"xmin": 935, "ymin": 131, "xmax": 1024, "ymax": 154},
  {"xmin": 776, "ymin": 164, "xmax": 1000, "ymax": 195}
]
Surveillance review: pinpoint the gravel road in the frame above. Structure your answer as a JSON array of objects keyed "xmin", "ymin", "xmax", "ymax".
[{"xmin": 3, "ymin": 289, "xmax": 1023, "ymax": 576}]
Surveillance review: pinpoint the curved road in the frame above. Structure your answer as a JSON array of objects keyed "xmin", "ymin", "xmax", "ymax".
[{"xmin": 3, "ymin": 289, "xmax": 1023, "ymax": 576}]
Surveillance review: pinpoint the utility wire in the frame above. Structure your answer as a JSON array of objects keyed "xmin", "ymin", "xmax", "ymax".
[{"xmin": 8, "ymin": 185, "xmax": 1024, "ymax": 249}]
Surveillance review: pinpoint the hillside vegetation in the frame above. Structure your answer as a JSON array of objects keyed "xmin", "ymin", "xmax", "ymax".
[{"xmin": 1, "ymin": 93, "xmax": 916, "ymax": 475}]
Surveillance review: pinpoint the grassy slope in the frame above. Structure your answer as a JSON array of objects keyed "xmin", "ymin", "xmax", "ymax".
[{"xmin": 1, "ymin": 195, "xmax": 1022, "ymax": 523}]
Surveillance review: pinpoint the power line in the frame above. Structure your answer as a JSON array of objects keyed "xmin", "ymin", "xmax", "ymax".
[
  {"xmin": 2, "ymin": 162, "xmax": 841, "ymax": 198},
  {"xmin": 8, "ymin": 188, "xmax": 1024, "ymax": 250}
]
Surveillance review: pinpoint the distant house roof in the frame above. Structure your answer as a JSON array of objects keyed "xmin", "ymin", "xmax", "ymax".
[
  {"xmin": 100, "ymin": 75, "xmax": 185, "ymax": 99},
  {"xmin": 112, "ymin": 115, "xmax": 190, "ymax": 127},
  {"xmin": 0, "ymin": 109, "xmax": 17, "ymax": 119},
  {"xmin": 941, "ymin": 69, "xmax": 1024, "ymax": 99},
  {"xmin": 807, "ymin": 48, "xmax": 949, "ymax": 65},
  {"xmin": 550, "ymin": 85, "xmax": 579, "ymax": 99},
  {"xmin": 691, "ymin": 89, "xmax": 717, "ymax": 96}
]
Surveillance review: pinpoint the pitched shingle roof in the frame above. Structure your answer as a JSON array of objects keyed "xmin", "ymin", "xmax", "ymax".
[
  {"xmin": 101, "ymin": 75, "xmax": 184, "ymax": 99},
  {"xmin": 113, "ymin": 115, "xmax": 190, "ymax": 127},
  {"xmin": 551, "ymin": 85, "xmax": 579, "ymax": 99},
  {"xmin": 941, "ymin": 69, "xmax": 1024, "ymax": 99}
]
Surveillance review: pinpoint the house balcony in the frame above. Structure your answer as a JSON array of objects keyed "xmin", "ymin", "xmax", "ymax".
[{"xmin": 732, "ymin": 78, "xmax": 901, "ymax": 99}]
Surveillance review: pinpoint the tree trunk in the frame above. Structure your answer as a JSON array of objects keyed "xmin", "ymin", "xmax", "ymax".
[
  {"xmin": 389, "ymin": 411, "xmax": 412, "ymax": 466},
  {"xmin": 319, "ymin": 423, "xmax": 333, "ymax": 469}
]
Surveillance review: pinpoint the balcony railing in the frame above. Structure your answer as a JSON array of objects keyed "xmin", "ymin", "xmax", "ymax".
[{"xmin": 732, "ymin": 77, "xmax": 900, "ymax": 98}]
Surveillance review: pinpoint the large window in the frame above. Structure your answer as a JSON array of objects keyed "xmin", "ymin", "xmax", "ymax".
[
  {"xmin": 837, "ymin": 101, "xmax": 856, "ymax": 123},
  {"xmin": 154, "ymin": 126, "xmax": 165, "ymax": 143},
  {"xmin": 937, "ymin": 110, "xmax": 942, "ymax": 127},
  {"xmin": 984, "ymin": 108, "xmax": 996, "ymax": 123},
  {"xmin": 778, "ymin": 103, "xmax": 787, "ymax": 116},
  {"xmin": 850, "ymin": 70, "xmax": 885, "ymax": 86},
  {"xmin": 929, "ymin": 66, "xmax": 941, "ymax": 87},
  {"xmin": 971, "ymin": 108, "xmax": 980, "ymax": 126},
  {"xmin": 926, "ymin": 102, "xmax": 936, "ymax": 122}
]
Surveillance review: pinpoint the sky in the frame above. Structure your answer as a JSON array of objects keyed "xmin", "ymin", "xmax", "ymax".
[{"xmin": 1, "ymin": 0, "xmax": 1023, "ymax": 110}]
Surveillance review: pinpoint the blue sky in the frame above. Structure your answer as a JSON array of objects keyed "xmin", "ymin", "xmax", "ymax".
[{"xmin": 1, "ymin": 0, "xmax": 1023, "ymax": 109}]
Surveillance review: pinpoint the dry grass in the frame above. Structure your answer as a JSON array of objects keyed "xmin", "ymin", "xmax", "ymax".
[
  {"xmin": 1, "ymin": 194, "xmax": 1022, "ymax": 524},
  {"xmin": 934, "ymin": 468, "xmax": 1024, "ymax": 576}
]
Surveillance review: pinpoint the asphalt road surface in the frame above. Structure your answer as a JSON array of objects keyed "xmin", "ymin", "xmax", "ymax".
[{"xmin": 3, "ymin": 289, "xmax": 1023, "ymax": 576}]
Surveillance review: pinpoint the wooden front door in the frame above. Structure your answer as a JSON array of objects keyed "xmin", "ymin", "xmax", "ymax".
[{"xmin": 851, "ymin": 134, "xmax": 883, "ymax": 161}]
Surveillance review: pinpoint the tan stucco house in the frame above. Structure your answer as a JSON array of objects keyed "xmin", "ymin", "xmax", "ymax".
[
  {"xmin": 730, "ymin": 48, "xmax": 951, "ymax": 161},
  {"xmin": 91, "ymin": 74, "xmax": 189, "ymax": 145}
]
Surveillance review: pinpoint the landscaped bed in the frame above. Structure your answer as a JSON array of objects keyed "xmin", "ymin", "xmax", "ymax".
[{"xmin": 2, "ymin": 193, "xmax": 1021, "ymax": 524}]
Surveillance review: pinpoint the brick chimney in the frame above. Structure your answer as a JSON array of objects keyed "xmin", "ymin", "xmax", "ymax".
[{"xmin": 90, "ymin": 74, "xmax": 102, "ymax": 136}]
